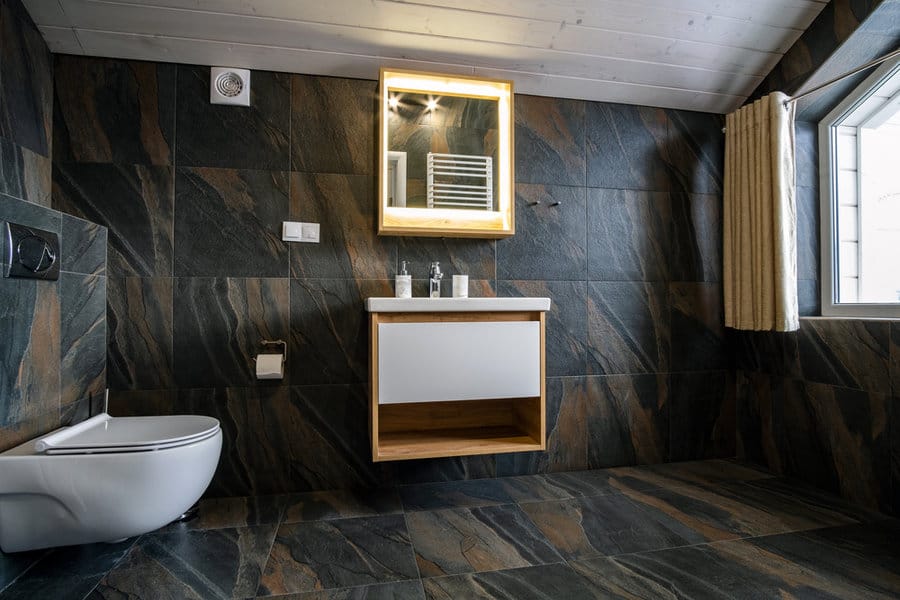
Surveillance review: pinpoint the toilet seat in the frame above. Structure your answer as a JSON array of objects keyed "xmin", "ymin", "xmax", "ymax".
[{"xmin": 34, "ymin": 413, "xmax": 221, "ymax": 455}]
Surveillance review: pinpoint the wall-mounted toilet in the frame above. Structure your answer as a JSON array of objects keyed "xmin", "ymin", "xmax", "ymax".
[{"xmin": 0, "ymin": 413, "xmax": 222, "ymax": 553}]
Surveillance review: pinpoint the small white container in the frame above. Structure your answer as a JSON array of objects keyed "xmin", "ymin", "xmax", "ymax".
[
  {"xmin": 395, "ymin": 260, "xmax": 412, "ymax": 298},
  {"xmin": 452, "ymin": 274, "xmax": 469, "ymax": 298}
]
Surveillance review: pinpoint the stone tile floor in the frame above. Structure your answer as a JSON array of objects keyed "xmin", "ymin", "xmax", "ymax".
[{"xmin": 2, "ymin": 459, "xmax": 900, "ymax": 599}]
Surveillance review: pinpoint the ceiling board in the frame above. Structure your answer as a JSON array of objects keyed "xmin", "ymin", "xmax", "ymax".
[
  {"xmin": 91, "ymin": 0, "xmax": 815, "ymax": 53},
  {"xmin": 404, "ymin": 0, "xmax": 828, "ymax": 32},
  {"xmin": 23, "ymin": 0, "xmax": 828, "ymax": 113},
  {"xmin": 62, "ymin": 1, "xmax": 783, "ymax": 77}
]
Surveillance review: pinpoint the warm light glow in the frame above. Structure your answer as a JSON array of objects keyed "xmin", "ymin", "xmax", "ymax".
[
  {"xmin": 386, "ymin": 206, "xmax": 503, "ymax": 224},
  {"xmin": 388, "ymin": 95, "xmax": 399, "ymax": 109},
  {"xmin": 379, "ymin": 69, "xmax": 514, "ymax": 238},
  {"xmin": 383, "ymin": 72, "xmax": 510, "ymax": 99}
]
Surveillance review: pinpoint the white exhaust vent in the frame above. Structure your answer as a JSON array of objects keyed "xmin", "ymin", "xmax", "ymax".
[{"xmin": 210, "ymin": 67, "xmax": 250, "ymax": 106}]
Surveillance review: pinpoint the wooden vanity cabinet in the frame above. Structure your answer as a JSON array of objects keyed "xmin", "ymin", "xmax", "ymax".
[{"xmin": 368, "ymin": 310, "xmax": 546, "ymax": 462}]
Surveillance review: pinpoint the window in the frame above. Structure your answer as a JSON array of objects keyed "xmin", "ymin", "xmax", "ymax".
[{"xmin": 820, "ymin": 57, "xmax": 900, "ymax": 317}]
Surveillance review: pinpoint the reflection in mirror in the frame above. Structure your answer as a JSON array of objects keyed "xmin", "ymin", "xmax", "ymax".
[
  {"xmin": 387, "ymin": 150, "xmax": 407, "ymax": 207},
  {"xmin": 378, "ymin": 69, "xmax": 514, "ymax": 238},
  {"xmin": 387, "ymin": 93, "xmax": 498, "ymax": 211}
]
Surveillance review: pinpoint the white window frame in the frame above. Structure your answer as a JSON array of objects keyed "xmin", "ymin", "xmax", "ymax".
[{"xmin": 819, "ymin": 56, "xmax": 900, "ymax": 318}]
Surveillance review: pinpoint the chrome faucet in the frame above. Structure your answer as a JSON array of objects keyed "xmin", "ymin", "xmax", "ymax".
[{"xmin": 429, "ymin": 261, "xmax": 443, "ymax": 298}]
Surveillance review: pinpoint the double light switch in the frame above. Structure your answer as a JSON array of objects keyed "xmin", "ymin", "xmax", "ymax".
[{"xmin": 282, "ymin": 221, "xmax": 320, "ymax": 243}]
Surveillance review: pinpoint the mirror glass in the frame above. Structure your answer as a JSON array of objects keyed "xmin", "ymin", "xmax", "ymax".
[
  {"xmin": 378, "ymin": 70, "xmax": 514, "ymax": 238},
  {"xmin": 387, "ymin": 93, "xmax": 498, "ymax": 211}
]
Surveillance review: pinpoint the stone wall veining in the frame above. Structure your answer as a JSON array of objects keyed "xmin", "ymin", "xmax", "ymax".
[
  {"xmin": 0, "ymin": 0, "xmax": 107, "ymax": 451},
  {"xmin": 748, "ymin": 0, "xmax": 896, "ymax": 102},
  {"xmin": 733, "ymin": 318, "xmax": 899, "ymax": 514},
  {"xmin": 52, "ymin": 53, "xmax": 728, "ymax": 497},
  {"xmin": 734, "ymin": 0, "xmax": 900, "ymax": 516}
]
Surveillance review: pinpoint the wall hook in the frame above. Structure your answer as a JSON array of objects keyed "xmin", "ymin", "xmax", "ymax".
[
  {"xmin": 549, "ymin": 201, "xmax": 561, "ymax": 207},
  {"xmin": 528, "ymin": 200, "xmax": 541, "ymax": 206}
]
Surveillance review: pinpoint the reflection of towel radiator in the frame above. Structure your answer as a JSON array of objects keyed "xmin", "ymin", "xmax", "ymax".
[{"xmin": 426, "ymin": 153, "xmax": 493, "ymax": 210}]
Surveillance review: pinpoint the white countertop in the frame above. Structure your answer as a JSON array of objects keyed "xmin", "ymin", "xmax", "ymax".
[{"xmin": 365, "ymin": 297, "xmax": 551, "ymax": 313}]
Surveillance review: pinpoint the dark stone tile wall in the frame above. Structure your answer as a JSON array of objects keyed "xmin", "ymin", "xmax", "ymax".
[
  {"xmin": 0, "ymin": 0, "xmax": 51, "ymax": 161},
  {"xmin": 53, "ymin": 162, "xmax": 174, "ymax": 278},
  {"xmin": 54, "ymin": 54, "xmax": 728, "ymax": 496},
  {"xmin": 173, "ymin": 277, "xmax": 290, "ymax": 388},
  {"xmin": 734, "ymin": 319, "xmax": 896, "ymax": 514},
  {"xmin": 105, "ymin": 276, "xmax": 174, "ymax": 390},
  {"xmin": 794, "ymin": 3, "xmax": 900, "ymax": 123},
  {"xmin": 175, "ymin": 66, "xmax": 290, "ymax": 171},
  {"xmin": 748, "ymin": 0, "xmax": 893, "ymax": 102},
  {"xmin": 53, "ymin": 56, "xmax": 175, "ymax": 166},
  {"xmin": 793, "ymin": 121, "xmax": 821, "ymax": 317},
  {"xmin": 733, "ymin": 0, "xmax": 900, "ymax": 517},
  {"xmin": 173, "ymin": 168, "xmax": 289, "ymax": 277},
  {"xmin": 0, "ymin": 0, "xmax": 108, "ymax": 452},
  {"xmin": 0, "ymin": 0, "xmax": 50, "ymax": 209}
]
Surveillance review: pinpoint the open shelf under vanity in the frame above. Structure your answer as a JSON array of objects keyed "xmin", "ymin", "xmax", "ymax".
[{"xmin": 375, "ymin": 397, "xmax": 544, "ymax": 461}]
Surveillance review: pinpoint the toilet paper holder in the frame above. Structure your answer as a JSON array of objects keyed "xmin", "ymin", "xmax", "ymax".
[{"xmin": 254, "ymin": 339, "xmax": 287, "ymax": 363}]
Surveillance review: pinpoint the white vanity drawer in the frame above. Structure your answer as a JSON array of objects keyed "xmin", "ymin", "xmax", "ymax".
[{"xmin": 377, "ymin": 321, "xmax": 540, "ymax": 404}]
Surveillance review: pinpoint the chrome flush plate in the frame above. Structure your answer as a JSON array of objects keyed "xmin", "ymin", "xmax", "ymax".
[{"xmin": 4, "ymin": 221, "xmax": 60, "ymax": 280}]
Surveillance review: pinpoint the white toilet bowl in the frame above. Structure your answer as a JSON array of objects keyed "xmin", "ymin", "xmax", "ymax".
[{"xmin": 0, "ymin": 413, "xmax": 222, "ymax": 553}]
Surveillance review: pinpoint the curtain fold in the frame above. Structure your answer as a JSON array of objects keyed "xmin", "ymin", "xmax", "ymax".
[{"xmin": 723, "ymin": 92, "xmax": 799, "ymax": 332}]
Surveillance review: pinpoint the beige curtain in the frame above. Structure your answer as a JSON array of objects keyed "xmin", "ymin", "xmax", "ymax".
[{"xmin": 724, "ymin": 91, "xmax": 799, "ymax": 332}]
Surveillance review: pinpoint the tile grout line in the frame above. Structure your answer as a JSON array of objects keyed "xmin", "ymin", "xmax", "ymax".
[
  {"xmin": 287, "ymin": 71, "xmax": 293, "ymax": 282},
  {"xmin": 557, "ymin": 501, "xmax": 882, "ymax": 566},
  {"xmin": 256, "ymin": 578, "xmax": 424, "ymax": 598},
  {"xmin": 252, "ymin": 505, "xmax": 286, "ymax": 598},
  {"xmin": 78, "ymin": 535, "xmax": 142, "ymax": 600},
  {"xmin": 401, "ymin": 496, "xmax": 569, "ymax": 580},
  {"xmin": 395, "ymin": 468, "xmax": 780, "ymax": 512},
  {"xmin": 393, "ymin": 471, "xmax": 873, "ymax": 564},
  {"xmin": 0, "ymin": 549, "xmax": 48, "ymax": 596},
  {"xmin": 168, "ymin": 63, "xmax": 178, "ymax": 391},
  {"xmin": 556, "ymin": 516, "xmax": 879, "ymax": 567},
  {"xmin": 420, "ymin": 560, "xmax": 573, "ymax": 585},
  {"xmin": 400, "ymin": 508, "xmax": 426, "ymax": 589}
]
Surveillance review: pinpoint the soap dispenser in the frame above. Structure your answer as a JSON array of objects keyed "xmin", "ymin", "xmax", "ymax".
[{"xmin": 395, "ymin": 260, "xmax": 412, "ymax": 298}]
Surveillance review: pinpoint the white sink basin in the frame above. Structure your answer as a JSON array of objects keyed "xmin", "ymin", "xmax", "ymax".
[{"xmin": 365, "ymin": 297, "xmax": 551, "ymax": 313}]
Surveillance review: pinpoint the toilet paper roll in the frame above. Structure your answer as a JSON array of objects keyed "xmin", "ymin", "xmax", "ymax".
[{"xmin": 256, "ymin": 354, "xmax": 284, "ymax": 379}]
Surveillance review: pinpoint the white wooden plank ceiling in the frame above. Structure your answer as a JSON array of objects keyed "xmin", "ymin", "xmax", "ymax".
[{"xmin": 24, "ymin": 0, "xmax": 828, "ymax": 114}]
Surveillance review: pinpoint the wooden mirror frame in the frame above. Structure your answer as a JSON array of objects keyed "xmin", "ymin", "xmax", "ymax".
[{"xmin": 377, "ymin": 68, "xmax": 515, "ymax": 238}]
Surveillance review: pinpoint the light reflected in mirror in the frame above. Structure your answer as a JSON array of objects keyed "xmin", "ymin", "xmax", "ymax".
[{"xmin": 378, "ymin": 69, "xmax": 514, "ymax": 238}]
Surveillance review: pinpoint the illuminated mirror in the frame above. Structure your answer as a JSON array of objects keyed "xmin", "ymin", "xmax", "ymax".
[{"xmin": 378, "ymin": 69, "xmax": 514, "ymax": 238}]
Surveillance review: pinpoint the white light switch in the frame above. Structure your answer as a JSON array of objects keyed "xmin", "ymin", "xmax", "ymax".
[
  {"xmin": 282, "ymin": 222, "xmax": 302, "ymax": 241},
  {"xmin": 301, "ymin": 222, "xmax": 320, "ymax": 243},
  {"xmin": 282, "ymin": 221, "xmax": 320, "ymax": 243}
]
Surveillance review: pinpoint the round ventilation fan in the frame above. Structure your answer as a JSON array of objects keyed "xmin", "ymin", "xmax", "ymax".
[
  {"xmin": 214, "ymin": 71, "xmax": 244, "ymax": 98},
  {"xmin": 209, "ymin": 67, "xmax": 250, "ymax": 106}
]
